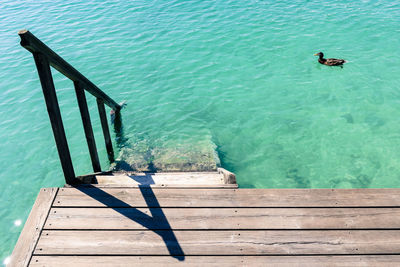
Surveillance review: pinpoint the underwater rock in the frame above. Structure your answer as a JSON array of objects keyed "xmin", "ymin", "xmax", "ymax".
[
  {"xmin": 341, "ymin": 113, "xmax": 354, "ymax": 124},
  {"xmin": 286, "ymin": 168, "xmax": 311, "ymax": 188},
  {"xmin": 364, "ymin": 114, "xmax": 385, "ymax": 128}
]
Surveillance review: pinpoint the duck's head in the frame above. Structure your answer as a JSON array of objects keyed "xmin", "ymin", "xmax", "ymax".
[{"xmin": 314, "ymin": 52, "xmax": 324, "ymax": 58}]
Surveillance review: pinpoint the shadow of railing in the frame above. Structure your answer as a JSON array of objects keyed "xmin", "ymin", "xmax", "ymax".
[
  {"xmin": 75, "ymin": 185, "xmax": 185, "ymax": 261},
  {"xmin": 124, "ymin": 173, "xmax": 157, "ymax": 184}
]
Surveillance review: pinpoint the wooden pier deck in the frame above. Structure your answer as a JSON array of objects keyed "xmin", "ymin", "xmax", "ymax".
[{"xmin": 10, "ymin": 185, "xmax": 400, "ymax": 266}]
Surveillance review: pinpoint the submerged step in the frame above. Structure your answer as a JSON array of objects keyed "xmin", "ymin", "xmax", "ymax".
[{"xmin": 112, "ymin": 137, "xmax": 220, "ymax": 172}]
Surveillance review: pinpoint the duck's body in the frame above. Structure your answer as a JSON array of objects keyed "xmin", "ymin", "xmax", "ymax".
[{"xmin": 314, "ymin": 52, "xmax": 346, "ymax": 66}]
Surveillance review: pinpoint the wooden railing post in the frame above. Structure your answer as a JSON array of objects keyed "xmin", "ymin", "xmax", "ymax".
[
  {"xmin": 33, "ymin": 53, "xmax": 76, "ymax": 184},
  {"xmin": 97, "ymin": 99, "xmax": 114, "ymax": 163},
  {"xmin": 112, "ymin": 108, "xmax": 126, "ymax": 148},
  {"xmin": 74, "ymin": 81, "xmax": 101, "ymax": 172},
  {"xmin": 20, "ymin": 30, "xmax": 122, "ymax": 181}
]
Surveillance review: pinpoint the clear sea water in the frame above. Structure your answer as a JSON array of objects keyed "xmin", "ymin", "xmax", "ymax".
[{"xmin": 1, "ymin": 0, "xmax": 400, "ymax": 262}]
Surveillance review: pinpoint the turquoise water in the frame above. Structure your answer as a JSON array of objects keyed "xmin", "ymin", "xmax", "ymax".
[{"xmin": 1, "ymin": 0, "xmax": 400, "ymax": 262}]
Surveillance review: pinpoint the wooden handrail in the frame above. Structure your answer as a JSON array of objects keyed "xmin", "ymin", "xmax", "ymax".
[
  {"xmin": 19, "ymin": 30, "xmax": 121, "ymax": 184},
  {"xmin": 19, "ymin": 30, "xmax": 121, "ymax": 111}
]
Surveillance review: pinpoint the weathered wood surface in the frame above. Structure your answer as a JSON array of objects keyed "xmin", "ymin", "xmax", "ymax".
[
  {"xmin": 95, "ymin": 173, "xmax": 226, "ymax": 185},
  {"xmin": 29, "ymin": 255, "xmax": 400, "ymax": 267},
  {"xmin": 103, "ymin": 171, "xmax": 226, "ymax": 177},
  {"xmin": 219, "ymin": 167, "xmax": 237, "ymax": 184},
  {"xmin": 9, "ymin": 188, "xmax": 57, "ymax": 267},
  {"xmin": 35, "ymin": 230, "xmax": 400, "ymax": 255},
  {"xmin": 12, "ymin": 187, "xmax": 400, "ymax": 266},
  {"xmin": 45, "ymin": 207, "xmax": 400, "ymax": 230},
  {"xmin": 54, "ymin": 188, "xmax": 400, "ymax": 207},
  {"xmin": 74, "ymin": 184, "xmax": 239, "ymax": 188}
]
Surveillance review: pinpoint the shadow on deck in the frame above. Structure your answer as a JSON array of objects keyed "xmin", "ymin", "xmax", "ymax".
[{"xmin": 75, "ymin": 185, "xmax": 185, "ymax": 261}]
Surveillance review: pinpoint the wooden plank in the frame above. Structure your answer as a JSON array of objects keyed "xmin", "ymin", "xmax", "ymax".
[
  {"xmin": 19, "ymin": 30, "xmax": 121, "ymax": 111},
  {"xmin": 111, "ymin": 172, "xmax": 227, "ymax": 176},
  {"xmin": 96, "ymin": 98, "xmax": 114, "ymax": 163},
  {"xmin": 32, "ymin": 53, "xmax": 76, "ymax": 184},
  {"xmin": 29, "ymin": 255, "xmax": 400, "ymax": 267},
  {"xmin": 9, "ymin": 188, "xmax": 58, "ymax": 267},
  {"xmin": 34, "ymin": 230, "xmax": 400, "ymax": 255},
  {"xmin": 54, "ymin": 188, "xmax": 400, "ymax": 207},
  {"xmin": 218, "ymin": 168, "xmax": 237, "ymax": 184},
  {"xmin": 95, "ymin": 173, "xmax": 225, "ymax": 185},
  {"xmin": 74, "ymin": 81, "xmax": 101, "ymax": 172},
  {"xmin": 73, "ymin": 184, "xmax": 238, "ymax": 188},
  {"xmin": 44, "ymin": 207, "xmax": 400, "ymax": 230}
]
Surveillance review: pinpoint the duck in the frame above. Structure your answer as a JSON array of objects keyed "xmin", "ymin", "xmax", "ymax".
[{"xmin": 314, "ymin": 52, "xmax": 346, "ymax": 66}]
